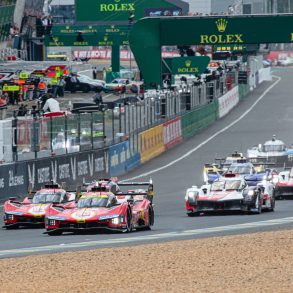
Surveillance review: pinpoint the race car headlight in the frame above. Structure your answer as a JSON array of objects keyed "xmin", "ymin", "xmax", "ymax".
[
  {"xmin": 4, "ymin": 213, "xmax": 14, "ymax": 220},
  {"xmin": 48, "ymin": 219, "xmax": 56, "ymax": 226},
  {"xmin": 248, "ymin": 190, "xmax": 255, "ymax": 196},
  {"xmin": 111, "ymin": 216, "xmax": 120, "ymax": 225},
  {"xmin": 187, "ymin": 191, "xmax": 198, "ymax": 204}
]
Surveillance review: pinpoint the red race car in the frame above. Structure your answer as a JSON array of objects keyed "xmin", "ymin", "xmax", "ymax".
[
  {"xmin": 45, "ymin": 180, "xmax": 154, "ymax": 236},
  {"xmin": 3, "ymin": 183, "xmax": 76, "ymax": 229}
]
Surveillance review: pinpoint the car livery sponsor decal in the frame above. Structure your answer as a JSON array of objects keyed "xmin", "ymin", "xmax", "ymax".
[
  {"xmin": 99, "ymin": 214, "xmax": 119, "ymax": 220},
  {"xmin": 29, "ymin": 204, "xmax": 47, "ymax": 217},
  {"xmin": 71, "ymin": 209, "xmax": 96, "ymax": 222}
]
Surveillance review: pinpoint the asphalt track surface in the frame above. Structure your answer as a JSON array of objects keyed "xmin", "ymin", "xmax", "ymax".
[{"xmin": 1, "ymin": 68, "xmax": 293, "ymax": 258}]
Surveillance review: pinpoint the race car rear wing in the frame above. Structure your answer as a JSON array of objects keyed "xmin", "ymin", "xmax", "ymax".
[
  {"xmin": 118, "ymin": 181, "xmax": 152, "ymax": 186},
  {"xmin": 116, "ymin": 192, "xmax": 148, "ymax": 196},
  {"xmin": 118, "ymin": 179, "xmax": 154, "ymax": 202},
  {"xmin": 248, "ymin": 157, "xmax": 277, "ymax": 164},
  {"xmin": 116, "ymin": 192, "xmax": 150, "ymax": 204}
]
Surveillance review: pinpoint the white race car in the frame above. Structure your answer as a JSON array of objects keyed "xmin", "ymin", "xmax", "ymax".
[{"xmin": 185, "ymin": 174, "xmax": 275, "ymax": 216}]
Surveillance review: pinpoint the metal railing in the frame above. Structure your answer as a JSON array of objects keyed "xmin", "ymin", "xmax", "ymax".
[{"xmin": 9, "ymin": 71, "xmax": 239, "ymax": 162}]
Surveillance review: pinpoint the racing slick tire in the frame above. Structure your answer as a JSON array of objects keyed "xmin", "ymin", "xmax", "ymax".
[
  {"xmin": 145, "ymin": 206, "xmax": 155, "ymax": 230},
  {"xmin": 3, "ymin": 225, "xmax": 19, "ymax": 230},
  {"xmin": 187, "ymin": 211, "xmax": 200, "ymax": 217},
  {"xmin": 47, "ymin": 230, "xmax": 63, "ymax": 236},
  {"xmin": 251, "ymin": 195, "xmax": 262, "ymax": 215},
  {"xmin": 270, "ymin": 194, "xmax": 276, "ymax": 212},
  {"xmin": 125, "ymin": 207, "xmax": 133, "ymax": 233}
]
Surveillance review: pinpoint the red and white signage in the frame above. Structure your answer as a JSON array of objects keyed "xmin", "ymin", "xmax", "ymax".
[
  {"xmin": 73, "ymin": 50, "xmax": 180, "ymax": 60},
  {"xmin": 218, "ymin": 86, "xmax": 239, "ymax": 118},
  {"xmin": 163, "ymin": 117, "xmax": 182, "ymax": 149}
]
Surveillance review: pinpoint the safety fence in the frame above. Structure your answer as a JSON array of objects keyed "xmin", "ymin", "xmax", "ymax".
[
  {"xmin": 0, "ymin": 70, "xmax": 238, "ymax": 164},
  {"xmin": 0, "ymin": 68, "xmax": 272, "ymax": 199}
]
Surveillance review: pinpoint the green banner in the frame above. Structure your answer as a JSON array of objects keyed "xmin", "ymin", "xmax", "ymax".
[
  {"xmin": 45, "ymin": 33, "xmax": 129, "ymax": 47},
  {"xmin": 170, "ymin": 56, "xmax": 210, "ymax": 75},
  {"xmin": 75, "ymin": 0, "xmax": 184, "ymax": 22},
  {"xmin": 51, "ymin": 24, "xmax": 129, "ymax": 35},
  {"xmin": 130, "ymin": 14, "xmax": 293, "ymax": 89},
  {"xmin": 181, "ymin": 101, "xmax": 218, "ymax": 138},
  {"xmin": 161, "ymin": 16, "xmax": 293, "ymax": 45}
]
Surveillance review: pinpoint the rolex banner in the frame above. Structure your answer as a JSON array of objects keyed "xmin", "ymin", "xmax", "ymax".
[
  {"xmin": 169, "ymin": 56, "xmax": 210, "ymax": 75},
  {"xmin": 75, "ymin": 0, "xmax": 188, "ymax": 22}
]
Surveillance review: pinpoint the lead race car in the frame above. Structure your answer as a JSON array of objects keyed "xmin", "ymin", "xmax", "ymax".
[
  {"xmin": 3, "ymin": 183, "xmax": 76, "ymax": 229},
  {"xmin": 185, "ymin": 174, "xmax": 275, "ymax": 216},
  {"xmin": 45, "ymin": 180, "xmax": 154, "ymax": 236}
]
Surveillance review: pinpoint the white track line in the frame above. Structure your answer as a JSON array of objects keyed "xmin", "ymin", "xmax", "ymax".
[
  {"xmin": 125, "ymin": 76, "xmax": 281, "ymax": 181},
  {"xmin": 0, "ymin": 215, "xmax": 292, "ymax": 257}
]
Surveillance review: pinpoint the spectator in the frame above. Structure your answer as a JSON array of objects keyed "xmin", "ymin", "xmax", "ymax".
[
  {"xmin": 92, "ymin": 67, "xmax": 97, "ymax": 79},
  {"xmin": 42, "ymin": 94, "xmax": 60, "ymax": 112},
  {"xmin": 58, "ymin": 77, "xmax": 66, "ymax": 97},
  {"xmin": 163, "ymin": 75, "xmax": 171, "ymax": 89},
  {"xmin": 45, "ymin": 15, "xmax": 53, "ymax": 35},
  {"xmin": 93, "ymin": 92, "xmax": 103, "ymax": 105},
  {"xmin": 36, "ymin": 16, "xmax": 44, "ymax": 37},
  {"xmin": 32, "ymin": 77, "xmax": 40, "ymax": 100},
  {"xmin": 17, "ymin": 104, "xmax": 27, "ymax": 116},
  {"xmin": 37, "ymin": 78, "xmax": 47, "ymax": 97},
  {"xmin": 52, "ymin": 78, "xmax": 59, "ymax": 97}
]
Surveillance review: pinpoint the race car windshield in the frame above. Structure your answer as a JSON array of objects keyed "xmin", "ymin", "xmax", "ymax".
[
  {"xmin": 228, "ymin": 166, "xmax": 251, "ymax": 174},
  {"xmin": 263, "ymin": 145, "xmax": 285, "ymax": 152},
  {"xmin": 77, "ymin": 197, "xmax": 108, "ymax": 208},
  {"xmin": 32, "ymin": 192, "xmax": 62, "ymax": 204},
  {"xmin": 225, "ymin": 180, "xmax": 241, "ymax": 190},
  {"xmin": 211, "ymin": 181, "xmax": 225, "ymax": 191}
]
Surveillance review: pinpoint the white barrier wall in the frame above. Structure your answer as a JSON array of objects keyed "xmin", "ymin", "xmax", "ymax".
[
  {"xmin": 218, "ymin": 86, "xmax": 239, "ymax": 118},
  {"xmin": 258, "ymin": 67, "xmax": 272, "ymax": 84},
  {"xmin": 0, "ymin": 120, "xmax": 13, "ymax": 163}
]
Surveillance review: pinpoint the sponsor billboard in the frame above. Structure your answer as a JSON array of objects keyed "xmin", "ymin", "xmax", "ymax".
[
  {"xmin": 0, "ymin": 162, "xmax": 27, "ymax": 199},
  {"xmin": 108, "ymin": 140, "xmax": 140, "ymax": 176},
  {"xmin": 27, "ymin": 149, "xmax": 108, "ymax": 191},
  {"xmin": 163, "ymin": 117, "xmax": 182, "ymax": 149},
  {"xmin": 75, "ymin": 0, "xmax": 187, "ymax": 22},
  {"xmin": 108, "ymin": 141, "xmax": 128, "ymax": 177},
  {"xmin": 218, "ymin": 86, "xmax": 239, "ymax": 118},
  {"xmin": 140, "ymin": 125, "xmax": 164, "ymax": 163}
]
